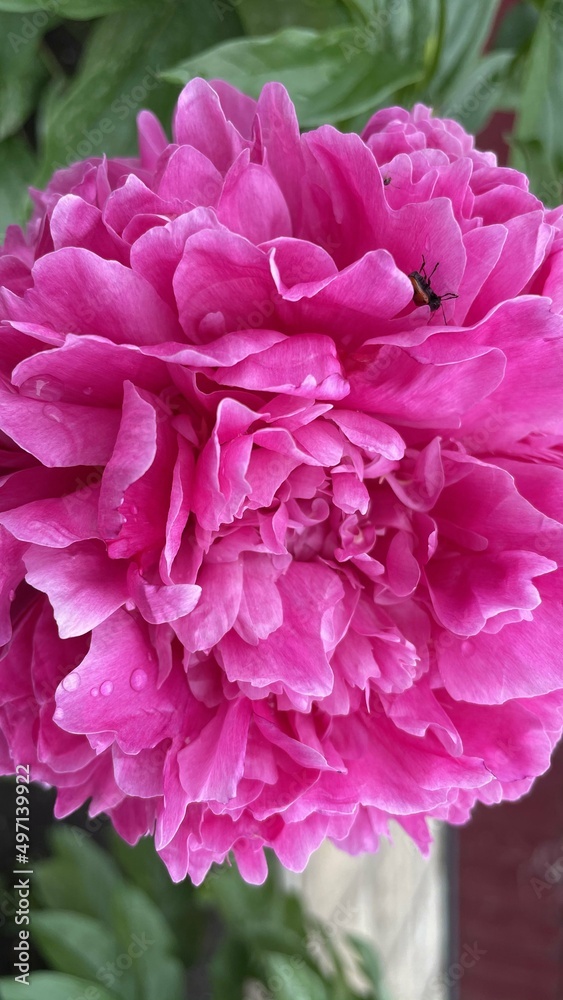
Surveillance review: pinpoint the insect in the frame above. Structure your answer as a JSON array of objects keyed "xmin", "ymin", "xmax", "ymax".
[
  {"xmin": 383, "ymin": 176, "xmax": 391, "ymax": 186},
  {"xmin": 408, "ymin": 255, "xmax": 458, "ymax": 324}
]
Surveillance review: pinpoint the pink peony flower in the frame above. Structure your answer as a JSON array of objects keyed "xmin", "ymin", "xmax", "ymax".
[{"xmin": 1, "ymin": 82, "xmax": 563, "ymax": 884}]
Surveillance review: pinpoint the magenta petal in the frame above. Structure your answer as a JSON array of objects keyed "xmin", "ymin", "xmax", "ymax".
[
  {"xmin": 0, "ymin": 528, "xmax": 25, "ymax": 644},
  {"xmin": 438, "ymin": 575, "xmax": 563, "ymax": 703},
  {"xmin": 24, "ymin": 541, "xmax": 128, "ymax": 638},
  {"xmin": 328, "ymin": 410, "xmax": 405, "ymax": 461},
  {"xmin": 0, "ymin": 485, "xmax": 100, "ymax": 547},
  {"xmin": 234, "ymin": 553, "xmax": 283, "ymax": 643},
  {"xmin": 50, "ymin": 195, "xmax": 128, "ymax": 264},
  {"xmin": 178, "ymin": 698, "xmax": 252, "ymax": 803},
  {"xmin": 214, "ymin": 333, "xmax": 349, "ymax": 399},
  {"xmin": 128, "ymin": 565, "xmax": 201, "ymax": 625},
  {"xmin": 55, "ymin": 610, "xmax": 183, "ymax": 752},
  {"xmin": 174, "ymin": 560, "xmax": 243, "ymax": 652},
  {"xmin": 157, "ymin": 145, "xmax": 223, "ymax": 207},
  {"xmin": 218, "ymin": 151, "xmax": 292, "ymax": 243},
  {"xmin": 12, "ymin": 334, "xmax": 168, "ymax": 407},
  {"xmin": 219, "ymin": 564, "xmax": 342, "ymax": 704},
  {"xmin": 0, "ymin": 384, "xmax": 120, "ymax": 466},
  {"xmin": 3, "ymin": 82, "xmax": 563, "ymax": 887},
  {"xmin": 137, "ymin": 109, "xmax": 168, "ymax": 170},
  {"xmin": 173, "ymin": 78, "xmax": 249, "ymax": 172},
  {"xmin": 9, "ymin": 247, "xmax": 182, "ymax": 344},
  {"xmin": 98, "ymin": 381, "xmax": 157, "ymax": 541}
]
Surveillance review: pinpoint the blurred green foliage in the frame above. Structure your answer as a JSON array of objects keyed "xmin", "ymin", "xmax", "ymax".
[
  {"xmin": 1, "ymin": 0, "xmax": 563, "ymax": 238},
  {"xmin": 0, "ymin": 824, "xmax": 389, "ymax": 999}
]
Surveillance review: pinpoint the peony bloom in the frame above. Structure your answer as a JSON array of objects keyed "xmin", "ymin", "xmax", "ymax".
[{"xmin": 1, "ymin": 80, "xmax": 563, "ymax": 884}]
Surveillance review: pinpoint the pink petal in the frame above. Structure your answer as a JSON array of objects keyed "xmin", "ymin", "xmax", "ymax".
[{"xmin": 24, "ymin": 541, "xmax": 128, "ymax": 638}]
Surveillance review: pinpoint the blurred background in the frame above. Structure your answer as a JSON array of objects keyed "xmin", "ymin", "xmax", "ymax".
[{"xmin": 1, "ymin": 0, "xmax": 563, "ymax": 997}]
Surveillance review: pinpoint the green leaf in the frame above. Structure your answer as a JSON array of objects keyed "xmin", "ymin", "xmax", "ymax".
[
  {"xmin": 42, "ymin": 825, "xmax": 124, "ymax": 921},
  {"xmin": 235, "ymin": 0, "xmax": 351, "ymax": 34},
  {"xmin": 210, "ymin": 936, "xmax": 250, "ymax": 1000},
  {"xmin": 31, "ymin": 911, "xmax": 118, "ymax": 986},
  {"xmin": 109, "ymin": 833, "xmax": 178, "ymax": 912},
  {"xmin": 111, "ymin": 884, "xmax": 175, "ymax": 955},
  {"xmin": 36, "ymin": 0, "xmax": 241, "ymax": 183},
  {"xmin": 260, "ymin": 953, "xmax": 329, "ymax": 1000},
  {"xmin": 0, "ymin": 0, "xmax": 140, "ymax": 15},
  {"xmin": 347, "ymin": 933, "xmax": 385, "ymax": 994},
  {"xmin": 163, "ymin": 26, "xmax": 422, "ymax": 127},
  {"xmin": 109, "ymin": 884, "xmax": 181, "ymax": 1000},
  {"xmin": 33, "ymin": 856, "xmax": 114, "ymax": 917},
  {"xmin": 511, "ymin": 0, "xmax": 563, "ymax": 201},
  {"xmin": 441, "ymin": 49, "xmax": 515, "ymax": 132},
  {"xmin": 0, "ymin": 11, "xmax": 49, "ymax": 140},
  {"xmin": 140, "ymin": 956, "xmax": 185, "ymax": 1000},
  {"xmin": 0, "ymin": 972, "xmax": 116, "ymax": 1000},
  {"xmin": 493, "ymin": 1, "xmax": 539, "ymax": 51},
  {"xmin": 0, "ymin": 134, "xmax": 35, "ymax": 237},
  {"xmin": 428, "ymin": 0, "xmax": 504, "ymax": 101}
]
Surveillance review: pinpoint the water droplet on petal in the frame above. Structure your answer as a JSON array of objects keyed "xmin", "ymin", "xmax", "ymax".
[
  {"xmin": 83, "ymin": 386, "xmax": 93, "ymax": 396},
  {"xmin": 91, "ymin": 686, "xmax": 100, "ymax": 697},
  {"xmin": 53, "ymin": 707, "xmax": 64, "ymax": 721},
  {"xmin": 461, "ymin": 640, "xmax": 475, "ymax": 656},
  {"xmin": 100, "ymin": 680, "xmax": 114, "ymax": 696},
  {"xmin": 130, "ymin": 668, "xmax": 148, "ymax": 691},
  {"xmin": 19, "ymin": 375, "xmax": 64, "ymax": 402},
  {"xmin": 43, "ymin": 404, "xmax": 63, "ymax": 422},
  {"xmin": 62, "ymin": 672, "xmax": 80, "ymax": 692},
  {"xmin": 8, "ymin": 589, "xmax": 15, "ymax": 601},
  {"xmin": 129, "ymin": 505, "xmax": 138, "ymax": 516}
]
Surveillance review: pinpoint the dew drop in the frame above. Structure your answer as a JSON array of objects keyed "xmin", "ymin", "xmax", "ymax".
[
  {"xmin": 83, "ymin": 386, "xmax": 93, "ymax": 396},
  {"xmin": 62, "ymin": 672, "xmax": 80, "ymax": 692},
  {"xmin": 19, "ymin": 375, "xmax": 64, "ymax": 402},
  {"xmin": 8, "ymin": 589, "xmax": 15, "ymax": 601},
  {"xmin": 43, "ymin": 404, "xmax": 63, "ymax": 422},
  {"xmin": 53, "ymin": 707, "xmax": 64, "ymax": 721},
  {"xmin": 129, "ymin": 504, "xmax": 138, "ymax": 516},
  {"xmin": 90, "ymin": 686, "xmax": 100, "ymax": 697},
  {"xmin": 100, "ymin": 680, "xmax": 114, "ymax": 697},
  {"xmin": 461, "ymin": 640, "xmax": 475, "ymax": 656},
  {"xmin": 130, "ymin": 668, "xmax": 148, "ymax": 692}
]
